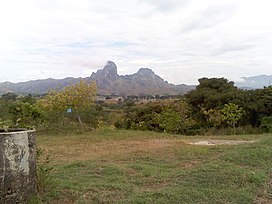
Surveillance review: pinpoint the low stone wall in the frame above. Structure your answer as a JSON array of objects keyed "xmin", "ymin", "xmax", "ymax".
[{"xmin": 0, "ymin": 130, "xmax": 36, "ymax": 203}]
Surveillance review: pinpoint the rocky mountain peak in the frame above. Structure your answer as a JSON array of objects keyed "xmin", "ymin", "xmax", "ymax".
[
  {"xmin": 91, "ymin": 61, "xmax": 119, "ymax": 80},
  {"xmin": 104, "ymin": 61, "xmax": 118, "ymax": 73},
  {"xmin": 137, "ymin": 68, "xmax": 155, "ymax": 76},
  {"xmin": 102, "ymin": 61, "xmax": 118, "ymax": 79}
]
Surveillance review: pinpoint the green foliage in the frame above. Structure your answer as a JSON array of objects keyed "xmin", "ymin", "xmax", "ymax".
[
  {"xmin": 232, "ymin": 87, "xmax": 271, "ymax": 129},
  {"xmin": 20, "ymin": 94, "xmax": 37, "ymax": 104},
  {"xmin": 221, "ymin": 103, "xmax": 243, "ymax": 133},
  {"xmin": 258, "ymin": 86, "xmax": 272, "ymax": 115},
  {"xmin": 115, "ymin": 100, "xmax": 195, "ymax": 134},
  {"xmin": 1, "ymin": 92, "xmax": 18, "ymax": 101},
  {"xmin": 38, "ymin": 80, "xmax": 97, "ymax": 129},
  {"xmin": 186, "ymin": 77, "xmax": 239, "ymax": 127},
  {"xmin": 261, "ymin": 116, "xmax": 272, "ymax": 133},
  {"xmin": 36, "ymin": 147, "xmax": 54, "ymax": 202},
  {"xmin": 8, "ymin": 101, "xmax": 43, "ymax": 127},
  {"xmin": 0, "ymin": 94, "xmax": 43, "ymax": 130},
  {"xmin": 158, "ymin": 101, "xmax": 196, "ymax": 134},
  {"xmin": 156, "ymin": 109, "xmax": 181, "ymax": 133},
  {"xmin": 202, "ymin": 108, "xmax": 223, "ymax": 127},
  {"xmin": 122, "ymin": 102, "xmax": 163, "ymax": 131},
  {"xmin": 0, "ymin": 97, "xmax": 14, "ymax": 121},
  {"xmin": 184, "ymin": 77, "xmax": 272, "ymax": 133},
  {"xmin": 0, "ymin": 118, "xmax": 13, "ymax": 132},
  {"xmin": 235, "ymin": 89, "xmax": 260, "ymax": 127},
  {"xmin": 186, "ymin": 77, "xmax": 238, "ymax": 110}
]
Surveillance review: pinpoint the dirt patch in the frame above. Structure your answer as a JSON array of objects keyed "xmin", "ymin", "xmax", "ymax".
[{"xmin": 186, "ymin": 140, "xmax": 256, "ymax": 146}]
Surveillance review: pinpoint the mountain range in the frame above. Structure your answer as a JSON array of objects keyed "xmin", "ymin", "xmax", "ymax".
[
  {"xmin": 1, "ymin": 61, "xmax": 270, "ymax": 95},
  {"xmin": 235, "ymin": 74, "xmax": 272, "ymax": 89},
  {"xmin": 0, "ymin": 61, "xmax": 195, "ymax": 96}
]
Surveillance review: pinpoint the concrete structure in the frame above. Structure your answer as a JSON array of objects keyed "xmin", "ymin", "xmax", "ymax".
[{"xmin": 0, "ymin": 130, "xmax": 37, "ymax": 203}]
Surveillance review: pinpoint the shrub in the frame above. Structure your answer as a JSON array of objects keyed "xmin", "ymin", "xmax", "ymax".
[{"xmin": 261, "ymin": 116, "xmax": 272, "ymax": 133}]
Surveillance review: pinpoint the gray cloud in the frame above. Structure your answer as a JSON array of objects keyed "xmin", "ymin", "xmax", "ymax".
[
  {"xmin": 211, "ymin": 43, "xmax": 257, "ymax": 55},
  {"xmin": 182, "ymin": 4, "xmax": 237, "ymax": 32}
]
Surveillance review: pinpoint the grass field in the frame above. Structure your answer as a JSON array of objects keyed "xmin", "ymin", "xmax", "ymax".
[{"xmin": 36, "ymin": 128, "xmax": 272, "ymax": 203}]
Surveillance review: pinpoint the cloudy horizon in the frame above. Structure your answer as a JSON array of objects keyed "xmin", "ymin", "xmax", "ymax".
[{"xmin": 0, "ymin": 0, "xmax": 272, "ymax": 85}]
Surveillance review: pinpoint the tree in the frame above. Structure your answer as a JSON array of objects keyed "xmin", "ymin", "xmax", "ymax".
[
  {"xmin": 258, "ymin": 86, "xmax": 272, "ymax": 115},
  {"xmin": 38, "ymin": 80, "xmax": 97, "ymax": 128},
  {"xmin": 1, "ymin": 92, "xmax": 17, "ymax": 101},
  {"xmin": 186, "ymin": 77, "xmax": 238, "ymax": 110},
  {"xmin": 236, "ymin": 86, "xmax": 272, "ymax": 127},
  {"xmin": 221, "ymin": 103, "xmax": 243, "ymax": 134},
  {"xmin": 186, "ymin": 77, "xmax": 239, "ymax": 127}
]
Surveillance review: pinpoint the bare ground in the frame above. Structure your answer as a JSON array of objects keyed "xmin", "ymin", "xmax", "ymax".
[{"xmin": 186, "ymin": 140, "xmax": 256, "ymax": 146}]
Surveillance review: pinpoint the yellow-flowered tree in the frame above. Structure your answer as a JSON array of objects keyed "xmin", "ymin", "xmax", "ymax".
[{"xmin": 38, "ymin": 80, "xmax": 97, "ymax": 128}]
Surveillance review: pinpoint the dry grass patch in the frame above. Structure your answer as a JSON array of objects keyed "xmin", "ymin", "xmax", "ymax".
[{"xmin": 39, "ymin": 138, "xmax": 186, "ymax": 164}]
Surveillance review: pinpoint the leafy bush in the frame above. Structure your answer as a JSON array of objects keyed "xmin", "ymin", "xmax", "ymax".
[
  {"xmin": 9, "ymin": 101, "xmax": 43, "ymax": 127},
  {"xmin": 261, "ymin": 116, "xmax": 272, "ymax": 133},
  {"xmin": 0, "ymin": 118, "xmax": 14, "ymax": 132},
  {"xmin": 114, "ymin": 100, "xmax": 195, "ymax": 134}
]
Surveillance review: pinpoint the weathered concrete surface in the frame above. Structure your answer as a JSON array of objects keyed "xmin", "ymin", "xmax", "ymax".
[{"xmin": 0, "ymin": 130, "xmax": 36, "ymax": 204}]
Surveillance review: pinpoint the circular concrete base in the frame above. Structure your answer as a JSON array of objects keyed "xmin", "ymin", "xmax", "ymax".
[{"xmin": 0, "ymin": 130, "xmax": 37, "ymax": 203}]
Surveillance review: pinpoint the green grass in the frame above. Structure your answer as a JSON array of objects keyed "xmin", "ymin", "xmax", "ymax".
[{"xmin": 36, "ymin": 129, "xmax": 272, "ymax": 203}]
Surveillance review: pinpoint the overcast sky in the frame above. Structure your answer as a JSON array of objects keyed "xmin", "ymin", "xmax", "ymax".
[{"xmin": 0, "ymin": 0, "xmax": 272, "ymax": 85}]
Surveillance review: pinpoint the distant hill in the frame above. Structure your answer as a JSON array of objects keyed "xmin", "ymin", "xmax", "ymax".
[
  {"xmin": 0, "ymin": 61, "xmax": 195, "ymax": 96},
  {"xmin": 235, "ymin": 74, "xmax": 272, "ymax": 89}
]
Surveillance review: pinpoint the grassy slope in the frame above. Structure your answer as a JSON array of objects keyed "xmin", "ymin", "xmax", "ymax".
[{"xmin": 36, "ymin": 128, "xmax": 272, "ymax": 204}]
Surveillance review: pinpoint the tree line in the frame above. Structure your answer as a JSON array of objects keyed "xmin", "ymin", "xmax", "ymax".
[
  {"xmin": 115, "ymin": 77, "xmax": 272, "ymax": 134},
  {"xmin": 0, "ymin": 78, "xmax": 271, "ymax": 135}
]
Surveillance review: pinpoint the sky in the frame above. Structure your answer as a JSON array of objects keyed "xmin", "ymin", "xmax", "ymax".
[{"xmin": 0, "ymin": 0, "xmax": 272, "ymax": 85}]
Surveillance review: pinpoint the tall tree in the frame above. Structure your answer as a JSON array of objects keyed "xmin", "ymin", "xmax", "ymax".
[{"xmin": 186, "ymin": 77, "xmax": 238, "ymax": 126}]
